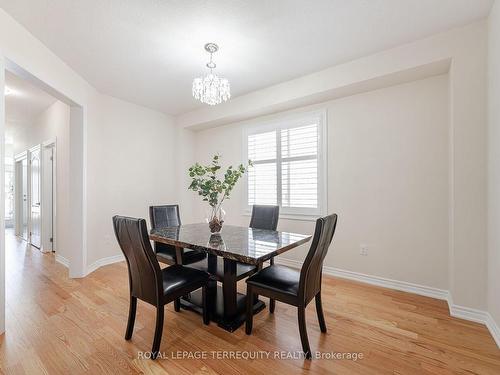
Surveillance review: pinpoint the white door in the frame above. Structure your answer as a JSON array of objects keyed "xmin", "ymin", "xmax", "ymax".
[
  {"xmin": 30, "ymin": 147, "xmax": 41, "ymax": 248},
  {"xmin": 15, "ymin": 155, "xmax": 29, "ymax": 241},
  {"xmin": 42, "ymin": 145, "xmax": 55, "ymax": 252},
  {"xmin": 22, "ymin": 159, "xmax": 29, "ymax": 240}
]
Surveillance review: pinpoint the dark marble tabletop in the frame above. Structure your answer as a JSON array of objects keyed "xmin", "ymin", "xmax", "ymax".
[{"xmin": 150, "ymin": 223, "xmax": 312, "ymax": 265}]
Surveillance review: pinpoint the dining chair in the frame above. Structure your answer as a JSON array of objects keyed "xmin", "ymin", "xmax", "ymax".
[
  {"xmin": 149, "ymin": 205, "xmax": 206, "ymax": 266},
  {"xmin": 112, "ymin": 215, "xmax": 210, "ymax": 360},
  {"xmin": 249, "ymin": 204, "xmax": 280, "ymax": 311},
  {"xmin": 245, "ymin": 213, "xmax": 338, "ymax": 359},
  {"xmin": 249, "ymin": 204, "xmax": 280, "ymax": 232}
]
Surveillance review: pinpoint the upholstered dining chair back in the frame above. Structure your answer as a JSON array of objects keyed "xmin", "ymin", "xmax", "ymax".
[
  {"xmin": 113, "ymin": 216, "xmax": 162, "ymax": 305},
  {"xmin": 149, "ymin": 204, "xmax": 181, "ymax": 228},
  {"xmin": 299, "ymin": 213, "xmax": 338, "ymax": 304},
  {"xmin": 249, "ymin": 205, "xmax": 279, "ymax": 231}
]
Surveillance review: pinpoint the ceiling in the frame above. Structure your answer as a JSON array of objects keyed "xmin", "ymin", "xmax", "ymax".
[
  {"xmin": 5, "ymin": 71, "xmax": 57, "ymax": 127},
  {"xmin": 0, "ymin": 0, "xmax": 494, "ymax": 115}
]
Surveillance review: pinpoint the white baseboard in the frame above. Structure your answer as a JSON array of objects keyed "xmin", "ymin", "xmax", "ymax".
[
  {"xmin": 447, "ymin": 297, "xmax": 500, "ymax": 348},
  {"xmin": 275, "ymin": 257, "xmax": 500, "ymax": 348},
  {"xmin": 55, "ymin": 254, "xmax": 69, "ymax": 268},
  {"xmin": 86, "ymin": 254, "xmax": 125, "ymax": 276},
  {"xmin": 272, "ymin": 257, "xmax": 301, "ymax": 268},
  {"xmin": 327, "ymin": 266, "xmax": 451, "ymax": 301},
  {"xmin": 486, "ymin": 313, "xmax": 500, "ymax": 348},
  {"xmin": 274, "ymin": 257, "xmax": 450, "ymax": 301},
  {"xmin": 447, "ymin": 297, "xmax": 489, "ymax": 324},
  {"xmin": 55, "ymin": 252, "xmax": 125, "ymax": 276}
]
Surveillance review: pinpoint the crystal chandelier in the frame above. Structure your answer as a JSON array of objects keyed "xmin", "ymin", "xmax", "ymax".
[{"xmin": 192, "ymin": 43, "xmax": 230, "ymax": 105}]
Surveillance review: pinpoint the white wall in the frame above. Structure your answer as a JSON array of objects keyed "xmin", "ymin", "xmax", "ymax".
[
  {"xmin": 12, "ymin": 101, "xmax": 69, "ymax": 155},
  {"xmin": 0, "ymin": 8, "xmax": 183, "ymax": 269},
  {"xmin": 487, "ymin": 0, "xmax": 500, "ymax": 340},
  {"xmin": 0, "ymin": 57, "xmax": 5, "ymax": 333},
  {"xmin": 0, "ymin": 3, "xmax": 494, "ymax": 338},
  {"xmin": 0, "ymin": 9, "xmax": 184, "ymax": 332},
  {"xmin": 174, "ymin": 126, "xmax": 197, "ymax": 224},
  {"xmin": 179, "ymin": 21, "xmax": 488, "ymax": 312},
  {"xmin": 192, "ymin": 75, "xmax": 449, "ymax": 290},
  {"xmin": 4, "ymin": 137, "xmax": 14, "ymax": 228},
  {"xmin": 85, "ymin": 94, "xmax": 177, "ymax": 264},
  {"xmin": 10, "ymin": 100, "xmax": 71, "ymax": 259}
]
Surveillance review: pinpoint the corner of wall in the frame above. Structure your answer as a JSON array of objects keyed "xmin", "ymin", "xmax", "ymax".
[
  {"xmin": 0, "ymin": 56, "xmax": 6, "ymax": 334},
  {"xmin": 486, "ymin": 0, "xmax": 500, "ymax": 349},
  {"xmin": 85, "ymin": 254, "xmax": 125, "ymax": 276}
]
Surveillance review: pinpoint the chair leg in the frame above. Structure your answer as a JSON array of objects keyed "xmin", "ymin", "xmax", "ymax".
[
  {"xmin": 263, "ymin": 260, "xmax": 276, "ymax": 313},
  {"xmin": 298, "ymin": 306, "xmax": 312, "ymax": 359},
  {"xmin": 174, "ymin": 298, "xmax": 181, "ymax": 312},
  {"xmin": 315, "ymin": 292, "xmax": 327, "ymax": 333},
  {"xmin": 125, "ymin": 296, "xmax": 137, "ymax": 340},
  {"xmin": 253, "ymin": 263, "xmax": 262, "ymax": 305},
  {"xmin": 207, "ymin": 279, "xmax": 217, "ymax": 320},
  {"xmin": 151, "ymin": 306, "xmax": 164, "ymax": 360},
  {"xmin": 202, "ymin": 286, "xmax": 210, "ymax": 325},
  {"xmin": 245, "ymin": 286, "xmax": 254, "ymax": 335}
]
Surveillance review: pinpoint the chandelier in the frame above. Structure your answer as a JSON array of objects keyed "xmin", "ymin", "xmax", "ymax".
[{"xmin": 192, "ymin": 43, "xmax": 230, "ymax": 105}]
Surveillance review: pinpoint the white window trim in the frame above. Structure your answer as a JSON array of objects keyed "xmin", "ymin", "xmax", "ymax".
[{"xmin": 243, "ymin": 109, "xmax": 328, "ymax": 221}]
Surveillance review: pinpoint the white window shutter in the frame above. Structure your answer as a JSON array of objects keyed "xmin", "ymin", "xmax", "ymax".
[
  {"xmin": 247, "ymin": 131, "xmax": 277, "ymax": 206},
  {"xmin": 281, "ymin": 124, "xmax": 318, "ymax": 208},
  {"xmin": 246, "ymin": 112, "xmax": 325, "ymax": 217}
]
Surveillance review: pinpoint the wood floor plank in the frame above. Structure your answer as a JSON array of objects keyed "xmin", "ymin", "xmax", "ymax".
[{"xmin": 0, "ymin": 230, "xmax": 499, "ymax": 374}]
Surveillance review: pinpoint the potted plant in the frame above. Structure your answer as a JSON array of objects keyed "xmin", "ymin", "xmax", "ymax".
[{"xmin": 188, "ymin": 154, "xmax": 252, "ymax": 233}]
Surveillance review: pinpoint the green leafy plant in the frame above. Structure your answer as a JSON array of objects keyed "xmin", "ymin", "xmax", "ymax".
[{"xmin": 188, "ymin": 154, "xmax": 252, "ymax": 231}]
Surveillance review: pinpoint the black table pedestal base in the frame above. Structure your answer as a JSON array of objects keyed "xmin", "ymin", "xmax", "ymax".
[{"xmin": 180, "ymin": 285, "xmax": 266, "ymax": 332}]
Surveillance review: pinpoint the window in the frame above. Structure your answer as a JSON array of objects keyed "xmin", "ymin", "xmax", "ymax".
[{"xmin": 245, "ymin": 111, "xmax": 326, "ymax": 218}]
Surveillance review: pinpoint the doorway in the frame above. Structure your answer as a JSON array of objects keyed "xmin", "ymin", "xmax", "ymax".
[
  {"xmin": 29, "ymin": 145, "xmax": 41, "ymax": 249},
  {"xmin": 14, "ymin": 142, "xmax": 57, "ymax": 252},
  {"xmin": 42, "ymin": 141, "xmax": 56, "ymax": 252},
  {"xmin": 14, "ymin": 153, "xmax": 28, "ymax": 241},
  {"xmin": 1, "ymin": 57, "xmax": 86, "ymax": 336}
]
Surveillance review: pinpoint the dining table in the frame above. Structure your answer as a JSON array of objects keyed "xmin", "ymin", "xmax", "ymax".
[{"xmin": 150, "ymin": 223, "xmax": 312, "ymax": 332}]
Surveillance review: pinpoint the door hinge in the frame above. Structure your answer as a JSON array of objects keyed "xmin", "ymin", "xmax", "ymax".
[
  {"xmin": 50, "ymin": 156, "xmax": 53, "ymax": 161},
  {"xmin": 50, "ymin": 237, "xmax": 53, "ymax": 243}
]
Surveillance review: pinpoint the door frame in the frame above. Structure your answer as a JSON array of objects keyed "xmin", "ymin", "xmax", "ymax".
[
  {"xmin": 14, "ymin": 141, "xmax": 57, "ymax": 252},
  {"xmin": 14, "ymin": 151, "xmax": 28, "ymax": 239},
  {"xmin": 2, "ymin": 54, "xmax": 87, "ymax": 335},
  {"xmin": 41, "ymin": 138, "xmax": 56, "ymax": 253},
  {"xmin": 28, "ymin": 144, "xmax": 41, "ymax": 249}
]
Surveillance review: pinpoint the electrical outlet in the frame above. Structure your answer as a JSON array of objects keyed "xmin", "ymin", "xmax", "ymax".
[{"xmin": 360, "ymin": 245, "xmax": 368, "ymax": 256}]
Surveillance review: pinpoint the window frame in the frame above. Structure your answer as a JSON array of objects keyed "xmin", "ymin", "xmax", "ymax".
[{"xmin": 243, "ymin": 110, "xmax": 328, "ymax": 221}]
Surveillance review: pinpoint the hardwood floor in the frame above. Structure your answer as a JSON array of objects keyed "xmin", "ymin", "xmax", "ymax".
[{"xmin": 1, "ymin": 230, "xmax": 499, "ymax": 374}]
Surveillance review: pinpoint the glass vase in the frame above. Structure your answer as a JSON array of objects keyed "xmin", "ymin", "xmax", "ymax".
[{"xmin": 206, "ymin": 206, "xmax": 225, "ymax": 233}]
